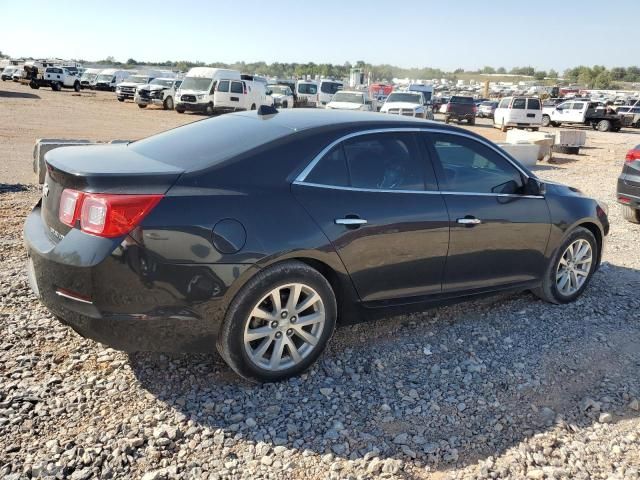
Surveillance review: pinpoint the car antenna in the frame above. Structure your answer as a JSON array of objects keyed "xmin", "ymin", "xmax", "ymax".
[{"xmin": 257, "ymin": 105, "xmax": 279, "ymax": 118}]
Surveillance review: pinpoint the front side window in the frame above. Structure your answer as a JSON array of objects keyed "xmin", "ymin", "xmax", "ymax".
[
  {"xmin": 431, "ymin": 134, "xmax": 524, "ymax": 195},
  {"xmin": 298, "ymin": 83, "xmax": 317, "ymax": 94},
  {"xmin": 572, "ymin": 102, "xmax": 585, "ymax": 110},
  {"xmin": 498, "ymin": 98, "xmax": 510, "ymax": 108},
  {"xmin": 217, "ymin": 80, "xmax": 230, "ymax": 92}
]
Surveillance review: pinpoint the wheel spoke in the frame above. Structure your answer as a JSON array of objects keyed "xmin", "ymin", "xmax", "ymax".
[
  {"xmin": 569, "ymin": 270, "xmax": 578, "ymax": 290},
  {"xmin": 295, "ymin": 311, "xmax": 324, "ymax": 328},
  {"xmin": 558, "ymin": 256, "xmax": 568, "ymax": 267},
  {"xmin": 269, "ymin": 289, "xmax": 282, "ymax": 314},
  {"xmin": 293, "ymin": 327, "xmax": 318, "ymax": 346},
  {"xmin": 575, "ymin": 255, "xmax": 592, "ymax": 266},
  {"xmin": 253, "ymin": 337, "xmax": 273, "ymax": 359},
  {"xmin": 558, "ymin": 272, "xmax": 570, "ymax": 291},
  {"xmin": 286, "ymin": 284, "xmax": 302, "ymax": 312},
  {"xmin": 251, "ymin": 307, "xmax": 277, "ymax": 322},
  {"xmin": 245, "ymin": 326, "xmax": 273, "ymax": 342},
  {"xmin": 285, "ymin": 337, "xmax": 302, "ymax": 364},
  {"xmin": 269, "ymin": 336, "xmax": 285, "ymax": 369},
  {"xmin": 575, "ymin": 269, "xmax": 589, "ymax": 277},
  {"xmin": 295, "ymin": 292, "xmax": 320, "ymax": 314}
]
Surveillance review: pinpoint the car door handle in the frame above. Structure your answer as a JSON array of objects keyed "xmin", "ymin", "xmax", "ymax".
[
  {"xmin": 335, "ymin": 218, "xmax": 367, "ymax": 226},
  {"xmin": 457, "ymin": 217, "xmax": 482, "ymax": 225}
]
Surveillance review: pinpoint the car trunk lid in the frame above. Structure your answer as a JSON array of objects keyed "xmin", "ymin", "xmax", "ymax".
[{"xmin": 42, "ymin": 144, "xmax": 183, "ymax": 238}]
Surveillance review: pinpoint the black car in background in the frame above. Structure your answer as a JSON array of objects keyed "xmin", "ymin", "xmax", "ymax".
[
  {"xmin": 618, "ymin": 144, "xmax": 640, "ymax": 223},
  {"xmin": 24, "ymin": 110, "xmax": 609, "ymax": 382}
]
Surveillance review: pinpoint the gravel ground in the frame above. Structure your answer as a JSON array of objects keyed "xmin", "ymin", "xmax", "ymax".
[{"xmin": 1, "ymin": 80, "xmax": 640, "ymax": 479}]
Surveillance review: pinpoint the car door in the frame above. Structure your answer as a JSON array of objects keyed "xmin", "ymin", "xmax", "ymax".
[
  {"xmin": 292, "ymin": 130, "xmax": 450, "ymax": 303},
  {"xmin": 509, "ymin": 97, "xmax": 527, "ymax": 124},
  {"xmin": 526, "ymin": 98, "xmax": 542, "ymax": 124},
  {"xmin": 567, "ymin": 101, "xmax": 588, "ymax": 122},
  {"xmin": 553, "ymin": 102, "xmax": 572, "ymax": 122},
  {"xmin": 494, "ymin": 98, "xmax": 510, "ymax": 125},
  {"xmin": 424, "ymin": 132, "xmax": 551, "ymax": 292}
]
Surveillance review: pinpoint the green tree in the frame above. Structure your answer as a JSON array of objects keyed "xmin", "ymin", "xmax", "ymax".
[
  {"xmin": 534, "ymin": 71, "xmax": 547, "ymax": 81},
  {"xmin": 548, "ymin": 69, "xmax": 558, "ymax": 79},
  {"xmin": 481, "ymin": 66, "xmax": 496, "ymax": 74},
  {"xmin": 497, "ymin": 67, "xmax": 506, "ymax": 74},
  {"xmin": 126, "ymin": 58, "xmax": 137, "ymax": 65}
]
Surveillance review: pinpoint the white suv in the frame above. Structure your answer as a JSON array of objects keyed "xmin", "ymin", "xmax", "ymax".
[{"xmin": 135, "ymin": 78, "xmax": 182, "ymax": 110}]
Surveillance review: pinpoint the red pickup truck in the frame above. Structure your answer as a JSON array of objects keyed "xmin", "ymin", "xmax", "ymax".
[{"xmin": 443, "ymin": 96, "xmax": 476, "ymax": 125}]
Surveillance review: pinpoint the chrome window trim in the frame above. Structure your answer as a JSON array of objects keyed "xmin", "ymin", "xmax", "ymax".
[
  {"xmin": 292, "ymin": 181, "xmax": 543, "ymax": 199},
  {"xmin": 295, "ymin": 127, "xmax": 534, "ymax": 184}
]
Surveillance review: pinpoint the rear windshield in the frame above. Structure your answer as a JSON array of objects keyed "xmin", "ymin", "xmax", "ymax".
[
  {"xmin": 129, "ymin": 115, "xmax": 293, "ymax": 171},
  {"xmin": 450, "ymin": 96, "xmax": 474, "ymax": 104},
  {"xmin": 527, "ymin": 98, "xmax": 541, "ymax": 109},
  {"xmin": 298, "ymin": 83, "xmax": 317, "ymax": 94}
]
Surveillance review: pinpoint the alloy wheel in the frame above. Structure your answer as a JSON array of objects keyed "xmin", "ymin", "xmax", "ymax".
[
  {"xmin": 243, "ymin": 283, "xmax": 325, "ymax": 371},
  {"xmin": 556, "ymin": 239, "xmax": 593, "ymax": 296}
]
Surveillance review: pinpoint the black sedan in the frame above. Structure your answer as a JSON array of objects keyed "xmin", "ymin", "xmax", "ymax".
[
  {"xmin": 24, "ymin": 109, "xmax": 609, "ymax": 382},
  {"xmin": 617, "ymin": 144, "xmax": 640, "ymax": 223}
]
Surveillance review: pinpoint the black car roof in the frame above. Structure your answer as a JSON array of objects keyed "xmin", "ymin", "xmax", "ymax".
[{"xmin": 228, "ymin": 109, "xmax": 438, "ymax": 132}]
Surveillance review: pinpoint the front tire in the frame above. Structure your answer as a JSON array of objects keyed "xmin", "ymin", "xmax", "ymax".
[
  {"xmin": 74, "ymin": 81, "xmax": 80, "ymax": 92},
  {"xmin": 163, "ymin": 96, "xmax": 174, "ymax": 110},
  {"xmin": 533, "ymin": 227, "xmax": 598, "ymax": 304},
  {"xmin": 205, "ymin": 102, "xmax": 214, "ymax": 115},
  {"xmin": 217, "ymin": 260, "xmax": 337, "ymax": 383},
  {"xmin": 542, "ymin": 115, "xmax": 551, "ymax": 127},
  {"xmin": 468, "ymin": 117, "xmax": 475, "ymax": 125},
  {"xmin": 622, "ymin": 205, "xmax": 640, "ymax": 223},
  {"xmin": 137, "ymin": 104, "xmax": 147, "ymax": 108}
]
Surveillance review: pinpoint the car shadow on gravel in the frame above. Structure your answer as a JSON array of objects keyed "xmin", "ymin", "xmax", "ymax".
[
  {"xmin": 127, "ymin": 262, "xmax": 640, "ymax": 473},
  {"xmin": 0, "ymin": 90, "xmax": 40, "ymax": 99},
  {"xmin": 0, "ymin": 183, "xmax": 33, "ymax": 194}
]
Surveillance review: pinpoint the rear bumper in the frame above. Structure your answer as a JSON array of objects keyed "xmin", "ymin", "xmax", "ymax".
[
  {"xmin": 23, "ymin": 203, "xmax": 248, "ymax": 353},
  {"xmin": 617, "ymin": 177, "xmax": 640, "ymax": 207}
]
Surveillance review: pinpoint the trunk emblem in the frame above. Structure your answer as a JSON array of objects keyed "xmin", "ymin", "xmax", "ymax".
[{"xmin": 42, "ymin": 183, "xmax": 50, "ymax": 198}]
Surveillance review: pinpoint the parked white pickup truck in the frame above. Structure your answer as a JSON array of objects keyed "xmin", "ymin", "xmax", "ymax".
[
  {"xmin": 542, "ymin": 100, "xmax": 625, "ymax": 132},
  {"xmin": 43, "ymin": 67, "xmax": 81, "ymax": 92}
]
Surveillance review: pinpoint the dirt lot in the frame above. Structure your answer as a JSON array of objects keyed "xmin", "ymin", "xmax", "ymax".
[{"xmin": 1, "ymin": 79, "xmax": 640, "ymax": 479}]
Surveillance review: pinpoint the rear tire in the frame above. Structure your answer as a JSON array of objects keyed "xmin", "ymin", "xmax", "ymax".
[
  {"xmin": 251, "ymin": 104, "xmax": 257, "ymax": 110},
  {"xmin": 597, "ymin": 119, "xmax": 611, "ymax": 132},
  {"xmin": 137, "ymin": 104, "xmax": 147, "ymax": 108},
  {"xmin": 29, "ymin": 81, "xmax": 39, "ymax": 90},
  {"xmin": 541, "ymin": 115, "xmax": 551, "ymax": 127},
  {"xmin": 622, "ymin": 205, "xmax": 640, "ymax": 223},
  {"xmin": 468, "ymin": 117, "xmax": 475, "ymax": 125},
  {"xmin": 533, "ymin": 227, "xmax": 598, "ymax": 304},
  {"xmin": 117, "ymin": 97, "xmax": 125, "ymax": 102},
  {"xmin": 282, "ymin": 101, "xmax": 288, "ymax": 109},
  {"xmin": 217, "ymin": 260, "xmax": 337, "ymax": 383},
  {"xmin": 501, "ymin": 121, "xmax": 508, "ymax": 132},
  {"xmin": 444, "ymin": 115, "xmax": 450, "ymax": 124},
  {"xmin": 51, "ymin": 82, "xmax": 61, "ymax": 91}
]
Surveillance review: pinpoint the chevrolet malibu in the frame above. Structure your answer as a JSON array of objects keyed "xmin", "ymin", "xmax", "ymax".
[{"xmin": 24, "ymin": 109, "xmax": 609, "ymax": 382}]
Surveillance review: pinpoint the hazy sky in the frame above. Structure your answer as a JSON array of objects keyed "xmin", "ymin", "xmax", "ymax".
[{"xmin": 2, "ymin": 0, "xmax": 638, "ymax": 71}]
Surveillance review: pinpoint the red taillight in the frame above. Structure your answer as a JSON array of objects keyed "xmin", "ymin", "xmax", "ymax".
[
  {"xmin": 625, "ymin": 149, "xmax": 640, "ymax": 162},
  {"xmin": 58, "ymin": 189, "xmax": 83, "ymax": 227},
  {"xmin": 58, "ymin": 189, "xmax": 162, "ymax": 238},
  {"xmin": 619, "ymin": 196, "xmax": 631, "ymax": 204}
]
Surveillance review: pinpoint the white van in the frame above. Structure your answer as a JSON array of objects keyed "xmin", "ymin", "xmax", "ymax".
[
  {"xmin": 175, "ymin": 67, "xmax": 241, "ymax": 115},
  {"xmin": 79, "ymin": 68, "xmax": 101, "ymax": 89},
  {"xmin": 318, "ymin": 79, "xmax": 344, "ymax": 107},
  {"xmin": 296, "ymin": 80, "xmax": 318, "ymax": 107},
  {"xmin": 94, "ymin": 69, "xmax": 132, "ymax": 91},
  {"xmin": 407, "ymin": 83, "xmax": 434, "ymax": 104},
  {"xmin": 493, "ymin": 96, "xmax": 542, "ymax": 131},
  {"xmin": 213, "ymin": 78, "xmax": 269, "ymax": 112}
]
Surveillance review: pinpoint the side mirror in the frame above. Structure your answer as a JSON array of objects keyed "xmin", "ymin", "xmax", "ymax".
[{"xmin": 526, "ymin": 177, "xmax": 545, "ymax": 196}]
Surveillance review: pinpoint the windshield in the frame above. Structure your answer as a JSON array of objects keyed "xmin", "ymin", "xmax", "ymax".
[
  {"xmin": 96, "ymin": 74, "xmax": 113, "ymax": 82},
  {"xmin": 81, "ymin": 72, "xmax": 97, "ymax": 81},
  {"xmin": 150, "ymin": 79, "xmax": 175, "ymax": 87},
  {"xmin": 180, "ymin": 77, "xmax": 212, "ymax": 91},
  {"xmin": 331, "ymin": 92, "xmax": 364, "ymax": 104},
  {"xmin": 386, "ymin": 93, "xmax": 421, "ymax": 104},
  {"xmin": 298, "ymin": 83, "xmax": 317, "ymax": 94},
  {"xmin": 268, "ymin": 86, "xmax": 289, "ymax": 95},
  {"xmin": 321, "ymin": 82, "xmax": 342, "ymax": 94},
  {"xmin": 3, "ymin": 67, "xmax": 15, "ymax": 73},
  {"xmin": 127, "ymin": 75, "xmax": 149, "ymax": 84}
]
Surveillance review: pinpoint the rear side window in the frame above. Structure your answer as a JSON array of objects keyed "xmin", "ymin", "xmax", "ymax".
[
  {"xmin": 230, "ymin": 81, "xmax": 243, "ymax": 94},
  {"xmin": 217, "ymin": 80, "xmax": 229, "ymax": 92},
  {"xmin": 527, "ymin": 98, "xmax": 541, "ymax": 110},
  {"xmin": 305, "ymin": 146, "xmax": 349, "ymax": 187},
  {"xmin": 512, "ymin": 98, "xmax": 526, "ymax": 109},
  {"xmin": 343, "ymin": 133, "xmax": 425, "ymax": 191}
]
